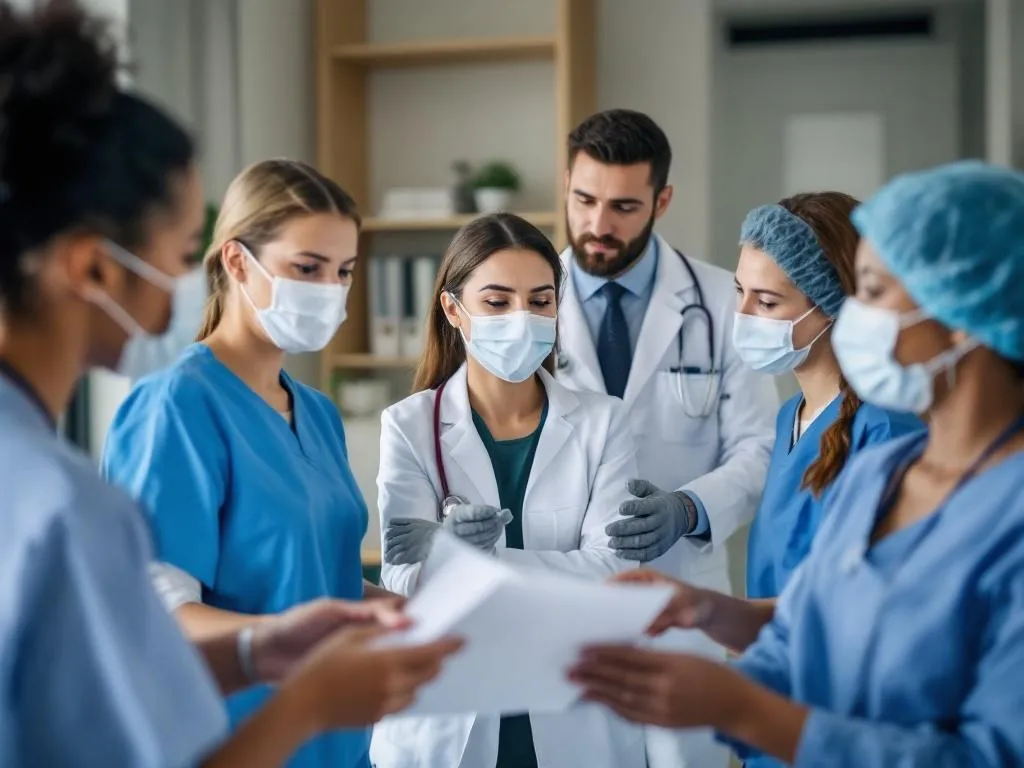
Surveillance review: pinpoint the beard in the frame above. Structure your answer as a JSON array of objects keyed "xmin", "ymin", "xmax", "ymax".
[{"xmin": 569, "ymin": 212, "xmax": 656, "ymax": 279}]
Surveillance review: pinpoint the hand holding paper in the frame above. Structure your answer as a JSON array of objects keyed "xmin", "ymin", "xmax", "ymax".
[{"xmin": 376, "ymin": 531, "xmax": 674, "ymax": 716}]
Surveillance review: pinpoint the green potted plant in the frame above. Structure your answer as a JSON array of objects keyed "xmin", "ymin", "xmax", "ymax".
[{"xmin": 472, "ymin": 160, "xmax": 521, "ymax": 213}]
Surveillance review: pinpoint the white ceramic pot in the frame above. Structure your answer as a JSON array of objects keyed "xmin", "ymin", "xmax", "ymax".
[{"xmin": 474, "ymin": 187, "xmax": 514, "ymax": 213}]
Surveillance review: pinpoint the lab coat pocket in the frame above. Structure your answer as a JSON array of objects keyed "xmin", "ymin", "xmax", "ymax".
[
  {"xmin": 652, "ymin": 371, "xmax": 716, "ymax": 445},
  {"xmin": 523, "ymin": 506, "xmax": 578, "ymax": 551}
]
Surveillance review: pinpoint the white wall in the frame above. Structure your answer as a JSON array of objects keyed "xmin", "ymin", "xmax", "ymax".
[{"xmin": 986, "ymin": 0, "xmax": 1024, "ymax": 166}]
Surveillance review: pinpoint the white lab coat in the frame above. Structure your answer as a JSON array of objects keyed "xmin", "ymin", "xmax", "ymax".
[
  {"xmin": 370, "ymin": 364, "xmax": 645, "ymax": 768},
  {"xmin": 556, "ymin": 233, "xmax": 777, "ymax": 768}
]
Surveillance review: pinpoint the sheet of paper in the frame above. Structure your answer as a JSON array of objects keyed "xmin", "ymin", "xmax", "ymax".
[{"xmin": 378, "ymin": 533, "xmax": 674, "ymax": 716}]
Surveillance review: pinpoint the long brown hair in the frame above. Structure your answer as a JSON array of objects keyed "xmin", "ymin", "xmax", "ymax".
[
  {"xmin": 195, "ymin": 159, "xmax": 360, "ymax": 341},
  {"xmin": 412, "ymin": 213, "xmax": 564, "ymax": 392},
  {"xmin": 778, "ymin": 192, "xmax": 862, "ymax": 497}
]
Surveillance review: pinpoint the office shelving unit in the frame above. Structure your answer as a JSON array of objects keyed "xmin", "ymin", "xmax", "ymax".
[{"xmin": 314, "ymin": 0, "xmax": 596, "ymax": 390}]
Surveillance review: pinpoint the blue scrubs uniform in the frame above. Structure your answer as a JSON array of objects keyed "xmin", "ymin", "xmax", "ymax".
[
  {"xmin": 102, "ymin": 343, "xmax": 370, "ymax": 768},
  {"xmin": 0, "ymin": 368, "xmax": 228, "ymax": 767},
  {"xmin": 729, "ymin": 432, "xmax": 1024, "ymax": 766},
  {"xmin": 746, "ymin": 395, "xmax": 922, "ymax": 600}
]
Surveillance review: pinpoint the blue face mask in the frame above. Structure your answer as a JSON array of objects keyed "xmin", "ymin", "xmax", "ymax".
[
  {"xmin": 452, "ymin": 296, "xmax": 557, "ymax": 383},
  {"xmin": 832, "ymin": 297, "xmax": 977, "ymax": 414}
]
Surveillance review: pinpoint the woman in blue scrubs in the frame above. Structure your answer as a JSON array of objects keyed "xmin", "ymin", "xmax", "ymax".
[
  {"xmin": 101, "ymin": 159, "xmax": 397, "ymax": 768},
  {"xmin": 572, "ymin": 161, "xmax": 1024, "ymax": 766},
  {"xmin": 733, "ymin": 193, "xmax": 922, "ymax": 602},
  {"xmin": 0, "ymin": 3, "xmax": 457, "ymax": 765}
]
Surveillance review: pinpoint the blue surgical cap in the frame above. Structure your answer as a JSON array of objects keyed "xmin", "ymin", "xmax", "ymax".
[
  {"xmin": 739, "ymin": 203, "xmax": 846, "ymax": 317},
  {"xmin": 852, "ymin": 160, "xmax": 1024, "ymax": 362}
]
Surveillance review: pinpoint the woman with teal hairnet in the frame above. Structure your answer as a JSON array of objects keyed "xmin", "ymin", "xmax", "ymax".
[
  {"xmin": 569, "ymin": 160, "xmax": 1024, "ymax": 767},
  {"xmin": 733, "ymin": 192, "xmax": 922, "ymax": 612}
]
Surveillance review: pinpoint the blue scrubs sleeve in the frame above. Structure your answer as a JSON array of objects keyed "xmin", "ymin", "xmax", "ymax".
[
  {"xmin": 793, "ymin": 573, "xmax": 1024, "ymax": 767},
  {"xmin": 13, "ymin": 510, "xmax": 227, "ymax": 767},
  {"xmin": 102, "ymin": 382, "xmax": 227, "ymax": 587}
]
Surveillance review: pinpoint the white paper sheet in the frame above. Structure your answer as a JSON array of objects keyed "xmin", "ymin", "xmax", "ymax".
[{"xmin": 376, "ymin": 533, "xmax": 675, "ymax": 716}]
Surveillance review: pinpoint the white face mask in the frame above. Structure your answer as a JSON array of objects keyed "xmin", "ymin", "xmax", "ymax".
[
  {"xmin": 832, "ymin": 297, "xmax": 977, "ymax": 414},
  {"xmin": 240, "ymin": 245, "xmax": 348, "ymax": 354},
  {"xmin": 451, "ymin": 295, "xmax": 557, "ymax": 383},
  {"xmin": 731, "ymin": 307, "xmax": 830, "ymax": 374},
  {"xmin": 85, "ymin": 240, "xmax": 179, "ymax": 373}
]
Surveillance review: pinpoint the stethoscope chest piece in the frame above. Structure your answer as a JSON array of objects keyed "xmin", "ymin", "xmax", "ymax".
[{"xmin": 440, "ymin": 494, "xmax": 469, "ymax": 522}]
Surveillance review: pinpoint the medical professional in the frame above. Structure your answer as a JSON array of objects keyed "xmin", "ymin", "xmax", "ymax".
[
  {"xmin": 556, "ymin": 108, "xmax": 776, "ymax": 767},
  {"xmin": 0, "ymin": 2, "xmax": 458, "ymax": 765},
  {"xmin": 371, "ymin": 213, "xmax": 644, "ymax": 768},
  {"xmin": 735, "ymin": 193, "xmax": 922, "ymax": 603},
  {"xmin": 571, "ymin": 160, "xmax": 1024, "ymax": 767},
  {"xmin": 102, "ymin": 158, "xmax": 414, "ymax": 768}
]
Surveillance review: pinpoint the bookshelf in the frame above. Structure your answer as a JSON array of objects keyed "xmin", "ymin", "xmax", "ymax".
[
  {"xmin": 316, "ymin": 1, "xmax": 596, "ymax": 564},
  {"xmin": 316, "ymin": 0, "xmax": 595, "ymax": 380}
]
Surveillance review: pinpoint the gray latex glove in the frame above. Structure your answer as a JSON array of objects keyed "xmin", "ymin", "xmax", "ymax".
[
  {"xmin": 384, "ymin": 505, "xmax": 514, "ymax": 566},
  {"xmin": 605, "ymin": 479, "xmax": 696, "ymax": 562}
]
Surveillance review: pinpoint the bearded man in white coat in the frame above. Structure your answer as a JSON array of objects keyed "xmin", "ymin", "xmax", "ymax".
[{"xmin": 555, "ymin": 109, "xmax": 777, "ymax": 768}]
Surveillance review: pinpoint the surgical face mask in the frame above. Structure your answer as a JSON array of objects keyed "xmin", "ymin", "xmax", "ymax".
[
  {"xmin": 241, "ymin": 246, "xmax": 348, "ymax": 354},
  {"xmin": 86, "ymin": 241, "xmax": 179, "ymax": 373},
  {"xmin": 451, "ymin": 295, "xmax": 557, "ymax": 383},
  {"xmin": 832, "ymin": 297, "xmax": 978, "ymax": 414},
  {"xmin": 731, "ymin": 307, "xmax": 829, "ymax": 374}
]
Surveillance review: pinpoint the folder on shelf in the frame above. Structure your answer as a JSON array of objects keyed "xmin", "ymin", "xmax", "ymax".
[
  {"xmin": 399, "ymin": 254, "xmax": 440, "ymax": 358},
  {"xmin": 370, "ymin": 255, "xmax": 403, "ymax": 357}
]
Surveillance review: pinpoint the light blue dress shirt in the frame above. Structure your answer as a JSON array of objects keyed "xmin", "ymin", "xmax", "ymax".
[
  {"xmin": 570, "ymin": 236, "xmax": 659, "ymax": 354},
  {"xmin": 0, "ymin": 370, "xmax": 228, "ymax": 767},
  {"xmin": 569, "ymin": 238, "xmax": 710, "ymax": 536}
]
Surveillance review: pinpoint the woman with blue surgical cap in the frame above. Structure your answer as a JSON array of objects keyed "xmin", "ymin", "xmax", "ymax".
[
  {"xmin": 571, "ymin": 160, "xmax": 1024, "ymax": 767},
  {"xmin": 734, "ymin": 193, "xmax": 922, "ymax": 605},
  {"xmin": 101, "ymin": 159, "xmax": 426, "ymax": 768},
  {"xmin": 0, "ymin": 2, "xmax": 458, "ymax": 765}
]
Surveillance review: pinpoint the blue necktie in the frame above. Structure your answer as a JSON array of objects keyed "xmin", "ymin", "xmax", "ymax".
[{"xmin": 597, "ymin": 282, "xmax": 632, "ymax": 398}]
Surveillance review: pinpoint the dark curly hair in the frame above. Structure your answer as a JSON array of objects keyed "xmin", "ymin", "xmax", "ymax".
[{"xmin": 0, "ymin": 0, "xmax": 194, "ymax": 315}]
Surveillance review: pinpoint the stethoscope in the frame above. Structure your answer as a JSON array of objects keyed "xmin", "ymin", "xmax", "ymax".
[
  {"xmin": 555, "ymin": 248, "xmax": 720, "ymax": 418},
  {"xmin": 433, "ymin": 378, "xmax": 467, "ymax": 522}
]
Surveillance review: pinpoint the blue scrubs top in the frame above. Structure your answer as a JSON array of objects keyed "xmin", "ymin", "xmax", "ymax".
[
  {"xmin": 0, "ymin": 370, "xmax": 228, "ymax": 767},
  {"xmin": 729, "ymin": 432, "xmax": 1024, "ymax": 766},
  {"xmin": 746, "ymin": 394, "xmax": 923, "ymax": 600},
  {"xmin": 102, "ymin": 343, "xmax": 370, "ymax": 768}
]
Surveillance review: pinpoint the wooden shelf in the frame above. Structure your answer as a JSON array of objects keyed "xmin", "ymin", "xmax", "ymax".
[
  {"xmin": 363, "ymin": 211, "xmax": 557, "ymax": 233},
  {"xmin": 332, "ymin": 36, "xmax": 557, "ymax": 68},
  {"xmin": 331, "ymin": 353, "xmax": 417, "ymax": 369}
]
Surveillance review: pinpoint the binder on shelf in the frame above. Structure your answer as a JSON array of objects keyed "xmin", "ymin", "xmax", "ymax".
[
  {"xmin": 370, "ymin": 255, "xmax": 403, "ymax": 358},
  {"xmin": 399, "ymin": 254, "xmax": 440, "ymax": 358}
]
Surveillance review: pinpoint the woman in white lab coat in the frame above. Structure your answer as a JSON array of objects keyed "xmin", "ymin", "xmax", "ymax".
[{"xmin": 370, "ymin": 213, "xmax": 644, "ymax": 768}]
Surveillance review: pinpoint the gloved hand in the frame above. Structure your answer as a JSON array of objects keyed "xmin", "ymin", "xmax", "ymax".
[
  {"xmin": 605, "ymin": 479, "xmax": 696, "ymax": 563},
  {"xmin": 384, "ymin": 505, "xmax": 514, "ymax": 566}
]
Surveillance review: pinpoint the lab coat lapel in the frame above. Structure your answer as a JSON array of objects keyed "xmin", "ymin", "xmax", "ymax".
[
  {"xmin": 623, "ymin": 234, "xmax": 690, "ymax": 405},
  {"xmin": 524, "ymin": 369, "xmax": 577, "ymax": 502},
  {"xmin": 439, "ymin": 365, "xmax": 501, "ymax": 507},
  {"xmin": 556, "ymin": 247, "xmax": 605, "ymax": 393}
]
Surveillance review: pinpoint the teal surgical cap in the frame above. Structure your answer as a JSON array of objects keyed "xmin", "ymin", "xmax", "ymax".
[
  {"xmin": 739, "ymin": 204, "xmax": 846, "ymax": 317},
  {"xmin": 852, "ymin": 160, "xmax": 1024, "ymax": 361}
]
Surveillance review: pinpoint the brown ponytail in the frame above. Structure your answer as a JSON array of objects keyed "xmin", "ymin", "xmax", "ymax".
[
  {"xmin": 774, "ymin": 192, "xmax": 862, "ymax": 498},
  {"xmin": 802, "ymin": 376, "xmax": 862, "ymax": 496},
  {"xmin": 194, "ymin": 158, "xmax": 360, "ymax": 342}
]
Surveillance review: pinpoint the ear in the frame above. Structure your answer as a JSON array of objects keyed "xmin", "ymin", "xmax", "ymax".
[
  {"xmin": 221, "ymin": 240, "xmax": 249, "ymax": 284},
  {"xmin": 654, "ymin": 185, "xmax": 673, "ymax": 220},
  {"xmin": 563, "ymin": 168, "xmax": 571, "ymax": 199},
  {"xmin": 439, "ymin": 291, "xmax": 462, "ymax": 330},
  {"xmin": 58, "ymin": 234, "xmax": 121, "ymax": 300}
]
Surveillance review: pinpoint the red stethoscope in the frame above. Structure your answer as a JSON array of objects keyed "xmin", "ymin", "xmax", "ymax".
[{"xmin": 433, "ymin": 379, "xmax": 468, "ymax": 522}]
